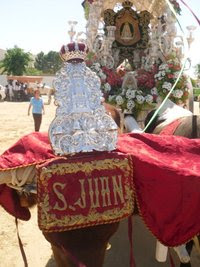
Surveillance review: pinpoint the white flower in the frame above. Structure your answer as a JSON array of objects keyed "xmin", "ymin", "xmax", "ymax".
[
  {"xmin": 126, "ymin": 89, "xmax": 135, "ymax": 99},
  {"xmin": 136, "ymin": 95, "xmax": 145, "ymax": 104},
  {"xmin": 116, "ymin": 95, "xmax": 124, "ymax": 105},
  {"xmin": 93, "ymin": 62, "xmax": 101, "ymax": 71},
  {"xmin": 155, "ymin": 72, "xmax": 164, "ymax": 80},
  {"xmin": 126, "ymin": 89, "xmax": 132, "ymax": 99},
  {"xmin": 162, "ymin": 82, "xmax": 172, "ymax": 91},
  {"xmin": 151, "ymin": 87, "xmax": 158, "ymax": 95},
  {"xmin": 98, "ymin": 70, "xmax": 103, "ymax": 76},
  {"xmin": 145, "ymin": 94, "xmax": 153, "ymax": 103},
  {"xmin": 98, "ymin": 72, "xmax": 106, "ymax": 80},
  {"xmin": 130, "ymin": 90, "xmax": 136, "ymax": 98},
  {"xmin": 104, "ymin": 83, "xmax": 111, "ymax": 92},
  {"xmin": 174, "ymin": 72, "xmax": 180, "ymax": 79},
  {"xmin": 127, "ymin": 100, "xmax": 135, "ymax": 110},
  {"xmin": 159, "ymin": 63, "xmax": 168, "ymax": 71},
  {"xmin": 161, "ymin": 71, "xmax": 166, "ymax": 76},
  {"xmin": 173, "ymin": 89, "xmax": 183, "ymax": 98}
]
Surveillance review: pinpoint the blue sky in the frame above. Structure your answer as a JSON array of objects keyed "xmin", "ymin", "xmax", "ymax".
[
  {"xmin": 0, "ymin": 0, "xmax": 199, "ymax": 73},
  {"xmin": 0, "ymin": 0, "xmax": 87, "ymax": 54}
]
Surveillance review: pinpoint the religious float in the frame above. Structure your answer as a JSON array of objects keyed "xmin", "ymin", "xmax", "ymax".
[
  {"xmin": 0, "ymin": 1, "xmax": 200, "ymax": 267},
  {"xmin": 81, "ymin": 0, "xmax": 196, "ymax": 126}
]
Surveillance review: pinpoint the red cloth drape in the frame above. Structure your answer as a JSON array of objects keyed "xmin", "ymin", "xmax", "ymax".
[
  {"xmin": 117, "ymin": 133, "xmax": 200, "ymax": 246},
  {"xmin": 0, "ymin": 132, "xmax": 200, "ymax": 246}
]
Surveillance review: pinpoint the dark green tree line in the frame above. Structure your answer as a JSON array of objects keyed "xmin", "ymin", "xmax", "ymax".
[
  {"xmin": 34, "ymin": 51, "xmax": 62, "ymax": 74},
  {"xmin": 0, "ymin": 46, "xmax": 32, "ymax": 75}
]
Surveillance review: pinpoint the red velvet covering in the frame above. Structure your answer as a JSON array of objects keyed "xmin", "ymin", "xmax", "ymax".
[
  {"xmin": 117, "ymin": 133, "xmax": 200, "ymax": 246},
  {"xmin": 0, "ymin": 132, "xmax": 55, "ymax": 170},
  {"xmin": 1, "ymin": 132, "xmax": 200, "ymax": 246},
  {"xmin": 0, "ymin": 184, "xmax": 30, "ymax": 220},
  {"xmin": 37, "ymin": 152, "xmax": 134, "ymax": 232}
]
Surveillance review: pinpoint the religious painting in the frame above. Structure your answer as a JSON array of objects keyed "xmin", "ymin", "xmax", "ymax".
[
  {"xmin": 103, "ymin": 1, "xmax": 151, "ymax": 49},
  {"xmin": 103, "ymin": 1, "xmax": 152, "ymax": 67},
  {"xmin": 115, "ymin": 10, "xmax": 141, "ymax": 46}
]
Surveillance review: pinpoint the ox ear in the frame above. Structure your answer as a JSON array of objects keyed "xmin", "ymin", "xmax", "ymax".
[{"xmin": 0, "ymin": 185, "xmax": 31, "ymax": 221}]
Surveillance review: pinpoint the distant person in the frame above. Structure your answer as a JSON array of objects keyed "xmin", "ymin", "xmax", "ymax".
[
  {"xmin": 5, "ymin": 85, "xmax": 9, "ymax": 100},
  {"xmin": 14, "ymin": 81, "xmax": 20, "ymax": 101},
  {"xmin": 28, "ymin": 89, "xmax": 45, "ymax": 131},
  {"xmin": 8, "ymin": 80, "xmax": 14, "ymax": 101}
]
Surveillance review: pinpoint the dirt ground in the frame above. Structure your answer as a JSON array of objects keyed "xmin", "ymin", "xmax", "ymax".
[
  {"xmin": 0, "ymin": 100, "xmax": 56, "ymax": 267},
  {"xmin": 0, "ymin": 100, "xmax": 200, "ymax": 267}
]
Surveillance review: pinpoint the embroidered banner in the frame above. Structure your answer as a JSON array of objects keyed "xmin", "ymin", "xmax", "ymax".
[{"xmin": 37, "ymin": 151, "xmax": 134, "ymax": 232}]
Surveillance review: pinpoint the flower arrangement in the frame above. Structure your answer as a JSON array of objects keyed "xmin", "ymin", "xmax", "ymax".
[
  {"xmin": 86, "ymin": 52, "xmax": 122, "ymax": 97},
  {"xmin": 155, "ymin": 54, "xmax": 189, "ymax": 104},
  {"xmin": 108, "ymin": 67, "xmax": 158, "ymax": 117},
  {"xmin": 86, "ymin": 51, "xmax": 189, "ymax": 118}
]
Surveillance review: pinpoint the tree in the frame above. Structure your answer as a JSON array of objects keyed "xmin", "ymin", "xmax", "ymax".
[
  {"xmin": 34, "ymin": 51, "xmax": 45, "ymax": 71},
  {"xmin": 24, "ymin": 67, "xmax": 43, "ymax": 76},
  {"xmin": 34, "ymin": 51, "xmax": 62, "ymax": 74},
  {"xmin": 0, "ymin": 46, "xmax": 32, "ymax": 75}
]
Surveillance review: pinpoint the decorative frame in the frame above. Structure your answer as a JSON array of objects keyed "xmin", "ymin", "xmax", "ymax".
[
  {"xmin": 103, "ymin": 2, "xmax": 151, "ymax": 50},
  {"xmin": 37, "ymin": 153, "xmax": 134, "ymax": 232}
]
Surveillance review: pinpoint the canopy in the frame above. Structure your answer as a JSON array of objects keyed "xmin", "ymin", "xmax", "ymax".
[{"xmin": 83, "ymin": 0, "xmax": 170, "ymax": 20}]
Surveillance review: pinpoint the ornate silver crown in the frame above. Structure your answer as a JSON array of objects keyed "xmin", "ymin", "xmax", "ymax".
[{"xmin": 49, "ymin": 58, "xmax": 118, "ymax": 155}]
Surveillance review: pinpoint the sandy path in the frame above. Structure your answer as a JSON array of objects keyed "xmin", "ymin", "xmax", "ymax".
[{"xmin": 0, "ymin": 100, "xmax": 56, "ymax": 267}]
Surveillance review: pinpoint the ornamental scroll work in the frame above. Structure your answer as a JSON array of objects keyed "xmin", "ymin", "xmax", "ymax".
[
  {"xmin": 37, "ymin": 152, "xmax": 134, "ymax": 232},
  {"xmin": 103, "ymin": 5, "xmax": 151, "ymax": 48}
]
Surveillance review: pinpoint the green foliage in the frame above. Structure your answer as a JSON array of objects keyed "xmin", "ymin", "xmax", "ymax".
[
  {"xmin": 34, "ymin": 52, "xmax": 45, "ymax": 71},
  {"xmin": 194, "ymin": 88, "xmax": 200, "ymax": 96},
  {"xmin": 190, "ymin": 78, "xmax": 197, "ymax": 87},
  {"xmin": 34, "ymin": 51, "xmax": 62, "ymax": 74},
  {"xmin": 0, "ymin": 46, "xmax": 32, "ymax": 75},
  {"xmin": 24, "ymin": 67, "xmax": 43, "ymax": 76}
]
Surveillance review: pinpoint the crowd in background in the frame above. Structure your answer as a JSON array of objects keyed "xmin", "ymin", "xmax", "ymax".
[{"xmin": 5, "ymin": 80, "xmax": 31, "ymax": 101}]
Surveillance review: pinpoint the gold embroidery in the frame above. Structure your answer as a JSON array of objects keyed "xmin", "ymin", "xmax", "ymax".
[
  {"xmin": 112, "ymin": 175, "xmax": 125, "ymax": 205},
  {"xmin": 53, "ymin": 183, "xmax": 68, "ymax": 211},
  {"xmin": 38, "ymin": 156, "xmax": 134, "ymax": 232},
  {"xmin": 74, "ymin": 179, "xmax": 86, "ymax": 209},
  {"xmin": 100, "ymin": 176, "xmax": 111, "ymax": 207},
  {"xmin": 88, "ymin": 178, "xmax": 100, "ymax": 208},
  {"xmin": 40, "ymin": 158, "xmax": 131, "ymax": 178}
]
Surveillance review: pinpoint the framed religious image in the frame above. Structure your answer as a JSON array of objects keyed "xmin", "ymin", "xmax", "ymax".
[{"xmin": 115, "ymin": 11, "xmax": 141, "ymax": 46}]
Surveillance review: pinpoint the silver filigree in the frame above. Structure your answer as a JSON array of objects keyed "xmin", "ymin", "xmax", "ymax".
[{"xmin": 49, "ymin": 62, "xmax": 118, "ymax": 155}]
